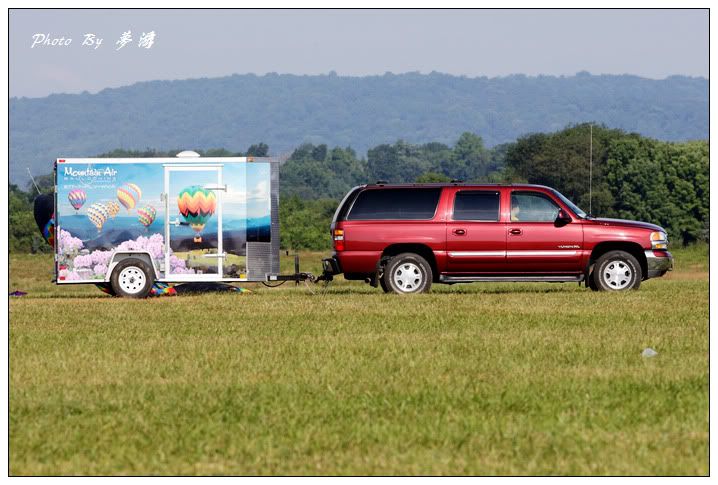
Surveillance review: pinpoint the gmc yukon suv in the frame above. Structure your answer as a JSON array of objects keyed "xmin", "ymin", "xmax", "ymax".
[{"xmin": 323, "ymin": 183, "xmax": 673, "ymax": 294}]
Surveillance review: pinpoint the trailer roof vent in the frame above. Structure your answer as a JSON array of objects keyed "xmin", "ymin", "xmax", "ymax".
[{"xmin": 176, "ymin": 150, "xmax": 200, "ymax": 158}]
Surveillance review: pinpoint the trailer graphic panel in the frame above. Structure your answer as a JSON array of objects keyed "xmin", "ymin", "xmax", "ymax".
[{"xmin": 55, "ymin": 157, "xmax": 276, "ymax": 283}]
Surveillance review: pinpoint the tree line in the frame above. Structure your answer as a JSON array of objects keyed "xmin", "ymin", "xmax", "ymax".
[{"xmin": 9, "ymin": 124, "xmax": 708, "ymax": 252}]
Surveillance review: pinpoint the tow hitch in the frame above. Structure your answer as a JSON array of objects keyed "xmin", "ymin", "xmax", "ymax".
[
  {"xmin": 266, "ymin": 255, "xmax": 339, "ymax": 285},
  {"xmin": 315, "ymin": 257, "xmax": 340, "ymax": 282}
]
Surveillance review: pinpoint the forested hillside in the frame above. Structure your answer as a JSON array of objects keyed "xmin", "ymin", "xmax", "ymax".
[
  {"xmin": 11, "ymin": 125, "xmax": 708, "ymax": 252},
  {"xmin": 10, "ymin": 72, "xmax": 707, "ymax": 184}
]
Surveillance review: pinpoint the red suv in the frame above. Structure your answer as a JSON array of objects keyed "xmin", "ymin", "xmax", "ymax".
[{"xmin": 323, "ymin": 183, "xmax": 673, "ymax": 294}]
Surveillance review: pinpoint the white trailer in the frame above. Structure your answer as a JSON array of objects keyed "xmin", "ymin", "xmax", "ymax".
[{"xmin": 53, "ymin": 152, "xmax": 282, "ymax": 297}]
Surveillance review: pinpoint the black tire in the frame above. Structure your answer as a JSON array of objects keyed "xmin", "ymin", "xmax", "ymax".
[
  {"xmin": 110, "ymin": 258, "xmax": 154, "ymax": 298},
  {"xmin": 379, "ymin": 276, "xmax": 391, "ymax": 293},
  {"xmin": 382, "ymin": 253, "xmax": 433, "ymax": 294},
  {"xmin": 591, "ymin": 250, "xmax": 642, "ymax": 291}
]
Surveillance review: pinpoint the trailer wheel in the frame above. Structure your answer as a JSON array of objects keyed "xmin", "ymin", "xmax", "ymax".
[{"xmin": 110, "ymin": 258, "xmax": 154, "ymax": 298}]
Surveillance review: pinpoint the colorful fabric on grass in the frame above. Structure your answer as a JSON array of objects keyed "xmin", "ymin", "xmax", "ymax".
[
  {"xmin": 95, "ymin": 282, "xmax": 251, "ymax": 297},
  {"xmin": 150, "ymin": 282, "xmax": 177, "ymax": 297},
  {"xmin": 95, "ymin": 283, "xmax": 114, "ymax": 295}
]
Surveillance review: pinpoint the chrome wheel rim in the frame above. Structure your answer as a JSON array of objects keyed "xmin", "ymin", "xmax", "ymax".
[
  {"xmin": 602, "ymin": 260, "xmax": 632, "ymax": 290},
  {"xmin": 118, "ymin": 266, "xmax": 146, "ymax": 294},
  {"xmin": 393, "ymin": 262, "xmax": 423, "ymax": 292}
]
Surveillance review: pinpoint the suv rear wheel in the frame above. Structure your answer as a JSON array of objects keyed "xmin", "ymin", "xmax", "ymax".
[
  {"xmin": 592, "ymin": 250, "xmax": 642, "ymax": 291},
  {"xmin": 382, "ymin": 253, "xmax": 433, "ymax": 294}
]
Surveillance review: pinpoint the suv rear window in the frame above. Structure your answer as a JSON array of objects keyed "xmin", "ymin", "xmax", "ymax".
[
  {"xmin": 332, "ymin": 186, "xmax": 363, "ymax": 224},
  {"xmin": 452, "ymin": 191, "xmax": 500, "ymax": 221},
  {"xmin": 348, "ymin": 188, "xmax": 441, "ymax": 220}
]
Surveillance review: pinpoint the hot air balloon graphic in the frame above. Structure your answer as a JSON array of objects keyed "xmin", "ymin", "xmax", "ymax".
[
  {"xmin": 67, "ymin": 189, "xmax": 86, "ymax": 212},
  {"xmin": 137, "ymin": 205, "xmax": 157, "ymax": 230},
  {"xmin": 86, "ymin": 202, "xmax": 110, "ymax": 233},
  {"xmin": 117, "ymin": 182, "xmax": 142, "ymax": 212},
  {"xmin": 177, "ymin": 186, "xmax": 216, "ymax": 243},
  {"xmin": 43, "ymin": 214, "xmax": 55, "ymax": 248},
  {"xmin": 107, "ymin": 201, "xmax": 120, "ymax": 219}
]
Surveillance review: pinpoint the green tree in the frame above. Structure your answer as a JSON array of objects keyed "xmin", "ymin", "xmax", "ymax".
[
  {"xmin": 416, "ymin": 172, "xmax": 451, "ymax": 183},
  {"xmin": 279, "ymin": 196, "xmax": 335, "ymax": 250},
  {"xmin": 246, "ymin": 143, "xmax": 269, "ymax": 157},
  {"xmin": 449, "ymin": 132, "xmax": 494, "ymax": 181},
  {"xmin": 280, "ymin": 143, "xmax": 367, "ymax": 199},
  {"xmin": 9, "ymin": 184, "xmax": 50, "ymax": 253},
  {"xmin": 504, "ymin": 123, "xmax": 632, "ymax": 215},
  {"xmin": 606, "ymin": 138, "xmax": 708, "ymax": 243}
]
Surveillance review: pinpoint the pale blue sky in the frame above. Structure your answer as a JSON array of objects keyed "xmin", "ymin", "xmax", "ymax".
[{"xmin": 10, "ymin": 9, "xmax": 709, "ymax": 98}]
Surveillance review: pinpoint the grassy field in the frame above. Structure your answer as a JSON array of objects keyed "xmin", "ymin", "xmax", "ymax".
[{"xmin": 9, "ymin": 245, "xmax": 708, "ymax": 475}]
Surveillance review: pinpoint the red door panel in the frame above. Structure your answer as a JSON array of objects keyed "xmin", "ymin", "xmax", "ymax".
[
  {"xmin": 506, "ymin": 223, "xmax": 584, "ymax": 273},
  {"xmin": 506, "ymin": 190, "xmax": 584, "ymax": 273},
  {"xmin": 446, "ymin": 189, "xmax": 506, "ymax": 273}
]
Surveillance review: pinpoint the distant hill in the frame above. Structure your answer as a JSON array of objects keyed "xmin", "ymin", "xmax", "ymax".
[{"xmin": 9, "ymin": 71, "xmax": 707, "ymax": 184}]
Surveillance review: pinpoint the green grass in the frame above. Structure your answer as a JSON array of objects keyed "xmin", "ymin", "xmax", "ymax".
[{"xmin": 9, "ymin": 245, "xmax": 708, "ymax": 475}]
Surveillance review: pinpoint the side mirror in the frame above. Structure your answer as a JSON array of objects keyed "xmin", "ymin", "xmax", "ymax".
[{"xmin": 555, "ymin": 209, "xmax": 572, "ymax": 227}]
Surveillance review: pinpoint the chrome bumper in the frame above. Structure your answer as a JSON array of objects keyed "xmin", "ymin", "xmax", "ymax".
[{"xmin": 645, "ymin": 250, "xmax": 673, "ymax": 278}]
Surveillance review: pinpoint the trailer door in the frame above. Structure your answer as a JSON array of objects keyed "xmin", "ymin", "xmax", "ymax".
[{"xmin": 164, "ymin": 165, "xmax": 225, "ymax": 280}]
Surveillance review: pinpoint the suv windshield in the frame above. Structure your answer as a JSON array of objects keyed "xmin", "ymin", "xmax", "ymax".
[{"xmin": 551, "ymin": 189, "xmax": 588, "ymax": 218}]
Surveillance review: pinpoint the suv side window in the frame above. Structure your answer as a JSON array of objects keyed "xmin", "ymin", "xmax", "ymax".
[
  {"xmin": 510, "ymin": 191, "xmax": 560, "ymax": 222},
  {"xmin": 452, "ymin": 191, "xmax": 500, "ymax": 221},
  {"xmin": 348, "ymin": 188, "xmax": 441, "ymax": 220}
]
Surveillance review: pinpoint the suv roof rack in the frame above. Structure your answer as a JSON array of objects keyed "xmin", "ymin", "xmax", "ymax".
[
  {"xmin": 365, "ymin": 182, "xmax": 504, "ymax": 187},
  {"xmin": 361, "ymin": 182, "xmax": 552, "ymax": 189}
]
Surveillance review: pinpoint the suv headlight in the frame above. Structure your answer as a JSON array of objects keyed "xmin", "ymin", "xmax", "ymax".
[{"xmin": 650, "ymin": 231, "xmax": 668, "ymax": 249}]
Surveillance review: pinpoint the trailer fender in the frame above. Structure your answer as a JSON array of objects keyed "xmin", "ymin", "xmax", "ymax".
[{"xmin": 105, "ymin": 251, "xmax": 159, "ymax": 282}]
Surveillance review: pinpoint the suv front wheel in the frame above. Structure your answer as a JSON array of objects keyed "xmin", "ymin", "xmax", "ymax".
[
  {"xmin": 592, "ymin": 250, "xmax": 642, "ymax": 291},
  {"xmin": 382, "ymin": 253, "xmax": 433, "ymax": 294}
]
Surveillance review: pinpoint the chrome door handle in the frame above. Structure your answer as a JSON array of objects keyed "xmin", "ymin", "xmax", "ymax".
[{"xmin": 509, "ymin": 228, "xmax": 522, "ymax": 235}]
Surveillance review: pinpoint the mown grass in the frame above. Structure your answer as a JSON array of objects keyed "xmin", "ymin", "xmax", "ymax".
[{"xmin": 9, "ymin": 244, "xmax": 709, "ymax": 475}]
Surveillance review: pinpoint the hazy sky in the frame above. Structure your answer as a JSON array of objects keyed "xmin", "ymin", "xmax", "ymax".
[{"xmin": 10, "ymin": 9, "xmax": 709, "ymax": 98}]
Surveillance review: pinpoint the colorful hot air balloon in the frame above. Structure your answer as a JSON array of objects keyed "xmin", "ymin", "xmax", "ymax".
[
  {"xmin": 87, "ymin": 202, "xmax": 110, "ymax": 233},
  {"xmin": 177, "ymin": 185, "xmax": 216, "ymax": 243},
  {"xmin": 33, "ymin": 194, "xmax": 54, "ymax": 248},
  {"xmin": 67, "ymin": 189, "xmax": 86, "ymax": 212},
  {"xmin": 117, "ymin": 182, "xmax": 142, "ymax": 212},
  {"xmin": 43, "ymin": 215, "xmax": 55, "ymax": 248},
  {"xmin": 137, "ymin": 205, "xmax": 157, "ymax": 229},
  {"xmin": 107, "ymin": 201, "xmax": 120, "ymax": 218}
]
